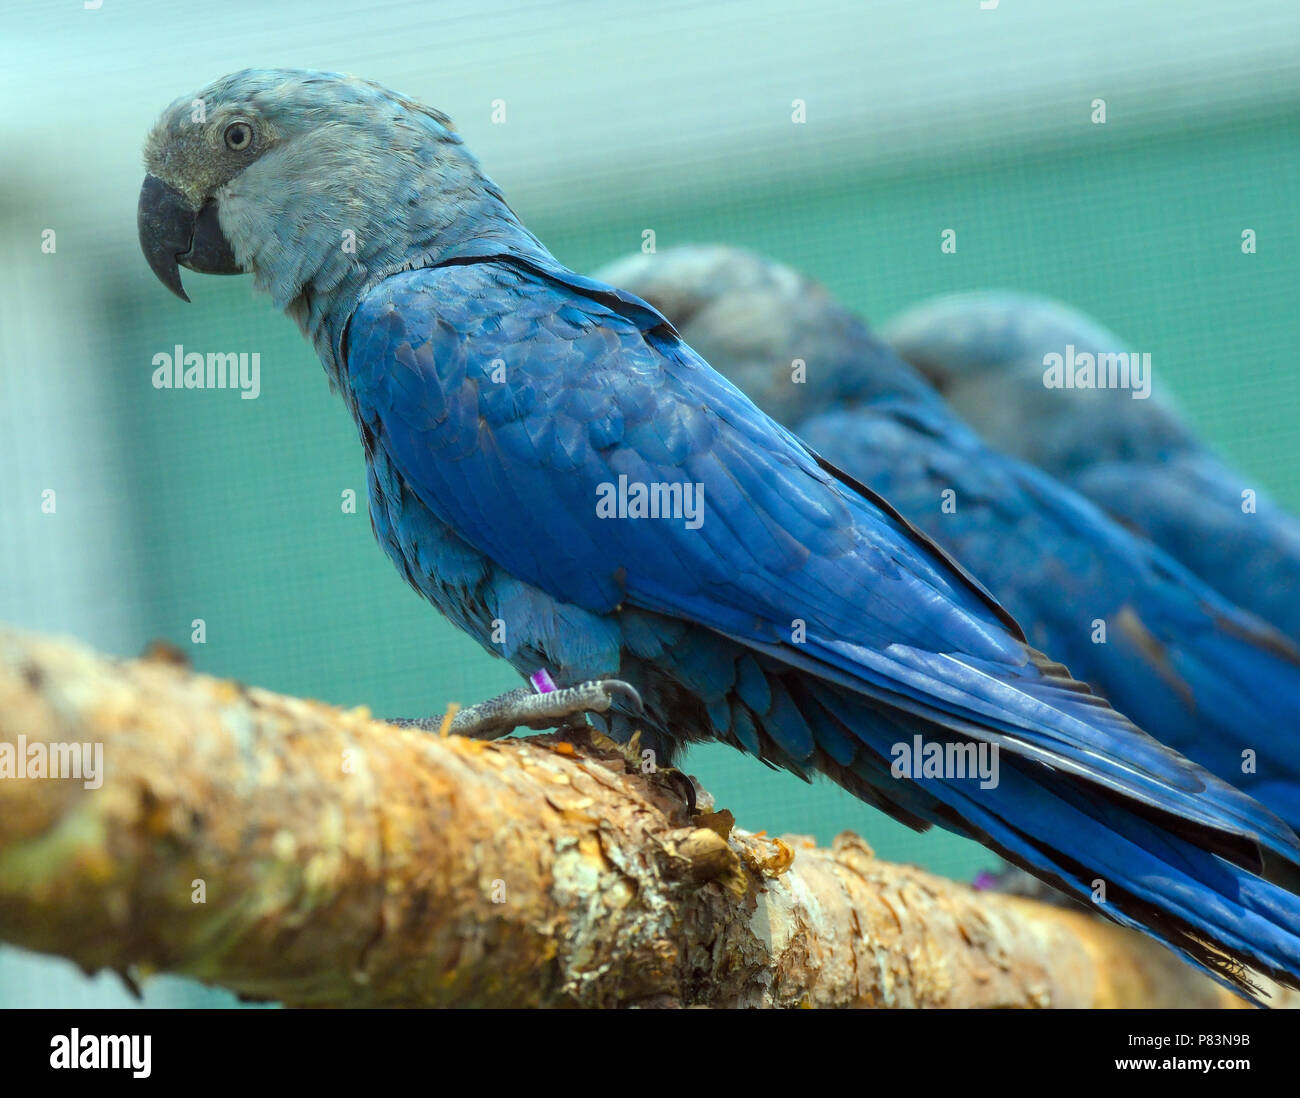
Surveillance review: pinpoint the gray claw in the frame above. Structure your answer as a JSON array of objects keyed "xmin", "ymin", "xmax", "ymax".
[{"xmin": 600, "ymin": 679, "xmax": 644, "ymax": 716}]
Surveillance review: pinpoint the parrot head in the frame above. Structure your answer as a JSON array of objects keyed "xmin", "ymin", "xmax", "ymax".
[
  {"xmin": 881, "ymin": 291, "xmax": 1195, "ymax": 465},
  {"xmin": 595, "ymin": 244, "xmax": 935, "ymax": 424},
  {"xmin": 880, "ymin": 290, "xmax": 1117, "ymax": 387},
  {"xmin": 138, "ymin": 68, "xmax": 496, "ymax": 319}
]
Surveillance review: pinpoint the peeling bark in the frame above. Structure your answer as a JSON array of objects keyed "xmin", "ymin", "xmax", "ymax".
[{"xmin": 0, "ymin": 626, "xmax": 1270, "ymax": 1007}]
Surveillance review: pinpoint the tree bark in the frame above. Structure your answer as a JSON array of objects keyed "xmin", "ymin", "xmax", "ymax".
[{"xmin": 0, "ymin": 626, "xmax": 1271, "ymax": 1007}]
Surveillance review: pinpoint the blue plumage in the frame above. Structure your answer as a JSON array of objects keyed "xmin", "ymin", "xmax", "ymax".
[
  {"xmin": 139, "ymin": 71, "xmax": 1300, "ymax": 1000},
  {"xmin": 882, "ymin": 291, "xmax": 1300, "ymax": 645},
  {"xmin": 600, "ymin": 245, "xmax": 1300, "ymax": 833},
  {"xmin": 347, "ymin": 257, "xmax": 1300, "ymax": 990}
]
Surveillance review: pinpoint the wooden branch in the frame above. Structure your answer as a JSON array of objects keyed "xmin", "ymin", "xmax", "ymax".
[{"xmin": 0, "ymin": 625, "xmax": 1270, "ymax": 1008}]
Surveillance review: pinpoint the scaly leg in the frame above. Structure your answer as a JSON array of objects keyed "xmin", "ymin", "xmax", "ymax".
[{"xmin": 390, "ymin": 679, "xmax": 643, "ymax": 741}]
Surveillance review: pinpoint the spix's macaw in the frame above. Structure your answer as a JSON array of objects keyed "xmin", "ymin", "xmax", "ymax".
[
  {"xmin": 883, "ymin": 291, "xmax": 1300, "ymax": 646},
  {"xmin": 597, "ymin": 245, "xmax": 1300, "ymax": 831},
  {"xmin": 139, "ymin": 70, "xmax": 1300, "ymax": 1000}
]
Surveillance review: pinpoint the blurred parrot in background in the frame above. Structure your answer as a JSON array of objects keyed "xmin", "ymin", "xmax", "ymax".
[
  {"xmin": 882, "ymin": 292, "xmax": 1300, "ymax": 645},
  {"xmin": 600, "ymin": 245, "xmax": 1300, "ymax": 829},
  {"xmin": 138, "ymin": 69, "xmax": 1300, "ymax": 1000}
]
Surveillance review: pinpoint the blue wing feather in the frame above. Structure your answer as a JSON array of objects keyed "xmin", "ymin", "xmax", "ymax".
[{"xmin": 795, "ymin": 398, "xmax": 1300, "ymax": 829}]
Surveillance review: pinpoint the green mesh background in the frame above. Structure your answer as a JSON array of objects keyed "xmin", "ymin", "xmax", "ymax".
[{"xmin": 1, "ymin": 0, "xmax": 1297, "ymax": 1006}]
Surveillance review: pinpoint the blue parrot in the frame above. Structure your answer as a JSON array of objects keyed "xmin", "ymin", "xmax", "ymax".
[
  {"xmin": 138, "ymin": 70, "xmax": 1300, "ymax": 1000},
  {"xmin": 881, "ymin": 291, "xmax": 1300, "ymax": 646},
  {"xmin": 596, "ymin": 245, "xmax": 1300, "ymax": 832}
]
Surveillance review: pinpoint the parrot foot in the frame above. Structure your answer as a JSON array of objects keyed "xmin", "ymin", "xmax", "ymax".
[
  {"xmin": 600, "ymin": 728, "xmax": 701, "ymax": 815},
  {"xmin": 389, "ymin": 679, "xmax": 644, "ymax": 741},
  {"xmin": 658, "ymin": 766, "xmax": 700, "ymax": 815}
]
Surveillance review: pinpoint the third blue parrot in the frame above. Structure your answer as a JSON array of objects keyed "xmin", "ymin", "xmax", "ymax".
[{"xmin": 882, "ymin": 291, "xmax": 1300, "ymax": 646}]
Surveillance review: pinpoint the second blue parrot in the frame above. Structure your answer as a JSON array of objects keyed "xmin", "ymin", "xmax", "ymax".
[{"xmin": 598, "ymin": 245, "xmax": 1300, "ymax": 831}]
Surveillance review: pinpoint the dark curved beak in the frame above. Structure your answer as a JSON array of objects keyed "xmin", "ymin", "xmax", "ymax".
[{"xmin": 137, "ymin": 174, "xmax": 242, "ymax": 302}]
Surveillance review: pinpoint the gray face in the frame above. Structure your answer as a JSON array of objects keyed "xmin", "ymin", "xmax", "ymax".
[
  {"xmin": 138, "ymin": 69, "xmax": 480, "ymax": 317},
  {"xmin": 137, "ymin": 78, "xmax": 283, "ymax": 300}
]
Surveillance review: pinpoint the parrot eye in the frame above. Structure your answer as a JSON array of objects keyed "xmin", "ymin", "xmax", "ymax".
[{"xmin": 223, "ymin": 121, "xmax": 253, "ymax": 152}]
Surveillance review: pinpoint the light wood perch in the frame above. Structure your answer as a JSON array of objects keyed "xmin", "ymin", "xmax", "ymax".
[{"xmin": 0, "ymin": 626, "xmax": 1269, "ymax": 1007}]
